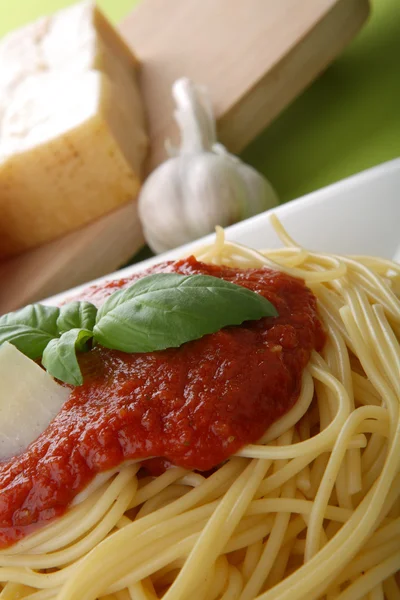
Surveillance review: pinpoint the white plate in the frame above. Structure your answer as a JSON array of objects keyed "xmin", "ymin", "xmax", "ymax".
[{"xmin": 47, "ymin": 158, "xmax": 400, "ymax": 305}]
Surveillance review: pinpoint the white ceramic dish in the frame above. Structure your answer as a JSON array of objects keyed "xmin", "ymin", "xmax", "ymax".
[{"xmin": 47, "ymin": 158, "xmax": 400, "ymax": 305}]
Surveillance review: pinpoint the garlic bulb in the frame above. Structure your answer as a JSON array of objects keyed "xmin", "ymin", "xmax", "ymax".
[{"xmin": 138, "ymin": 78, "xmax": 278, "ymax": 253}]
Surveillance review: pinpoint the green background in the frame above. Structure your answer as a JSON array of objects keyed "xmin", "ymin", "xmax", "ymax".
[{"xmin": 0, "ymin": 0, "xmax": 399, "ymax": 204}]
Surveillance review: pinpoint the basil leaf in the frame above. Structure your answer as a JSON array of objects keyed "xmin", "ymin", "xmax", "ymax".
[
  {"xmin": 42, "ymin": 328, "xmax": 93, "ymax": 386},
  {"xmin": 0, "ymin": 304, "xmax": 60, "ymax": 359},
  {"xmin": 93, "ymin": 273, "xmax": 278, "ymax": 353},
  {"xmin": 57, "ymin": 301, "xmax": 97, "ymax": 333}
]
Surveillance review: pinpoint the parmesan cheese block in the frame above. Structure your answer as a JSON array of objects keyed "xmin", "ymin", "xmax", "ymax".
[{"xmin": 0, "ymin": 1, "xmax": 148, "ymax": 258}]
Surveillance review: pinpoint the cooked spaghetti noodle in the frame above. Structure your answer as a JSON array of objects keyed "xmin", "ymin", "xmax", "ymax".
[{"xmin": 0, "ymin": 216, "xmax": 399, "ymax": 600}]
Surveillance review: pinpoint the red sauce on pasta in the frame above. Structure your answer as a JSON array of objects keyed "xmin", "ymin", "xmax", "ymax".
[{"xmin": 0, "ymin": 257, "xmax": 324, "ymax": 548}]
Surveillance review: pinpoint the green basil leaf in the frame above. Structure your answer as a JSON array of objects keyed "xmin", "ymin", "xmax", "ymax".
[
  {"xmin": 93, "ymin": 273, "xmax": 278, "ymax": 353},
  {"xmin": 57, "ymin": 301, "xmax": 97, "ymax": 334},
  {"xmin": 0, "ymin": 304, "xmax": 60, "ymax": 359},
  {"xmin": 42, "ymin": 328, "xmax": 93, "ymax": 386}
]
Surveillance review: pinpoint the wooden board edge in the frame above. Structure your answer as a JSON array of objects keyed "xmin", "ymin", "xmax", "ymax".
[
  {"xmin": 217, "ymin": 0, "xmax": 370, "ymax": 152},
  {"xmin": 0, "ymin": 201, "xmax": 144, "ymax": 314}
]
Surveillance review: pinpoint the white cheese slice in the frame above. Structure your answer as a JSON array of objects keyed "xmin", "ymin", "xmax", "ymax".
[
  {"xmin": 0, "ymin": 342, "xmax": 70, "ymax": 461},
  {"xmin": 0, "ymin": 1, "xmax": 147, "ymax": 258}
]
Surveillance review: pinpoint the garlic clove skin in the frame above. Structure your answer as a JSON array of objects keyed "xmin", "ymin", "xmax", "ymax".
[
  {"xmin": 212, "ymin": 143, "xmax": 279, "ymax": 218},
  {"xmin": 138, "ymin": 153, "xmax": 246, "ymax": 254},
  {"xmin": 234, "ymin": 160, "xmax": 279, "ymax": 218},
  {"xmin": 138, "ymin": 157, "xmax": 195, "ymax": 254},
  {"xmin": 181, "ymin": 153, "xmax": 246, "ymax": 236}
]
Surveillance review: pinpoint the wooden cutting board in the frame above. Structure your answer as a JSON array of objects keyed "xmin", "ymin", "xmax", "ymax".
[{"xmin": 0, "ymin": 0, "xmax": 369, "ymax": 314}]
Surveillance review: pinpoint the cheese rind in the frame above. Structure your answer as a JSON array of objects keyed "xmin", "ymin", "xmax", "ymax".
[{"xmin": 0, "ymin": 1, "xmax": 147, "ymax": 258}]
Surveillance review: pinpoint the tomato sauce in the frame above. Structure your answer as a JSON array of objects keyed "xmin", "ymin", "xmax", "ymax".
[{"xmin": 0, "ymin": 257, "xmax": 324, "ymax": 548}]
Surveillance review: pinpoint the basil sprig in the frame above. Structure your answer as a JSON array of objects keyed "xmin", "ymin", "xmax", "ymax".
[
  {"xmin": 42, "ymin": 329, "xmax": 94, "ymax": 386},
  {"xmin": 0, "ymin": 304, "xmax": 60, "ymax": 359},
  {"xmin": 57, "ymin": 301, "xmax": 97, "ymax": 333},
  {"xmin": 0, "ymin": 273, "xmax": 278, "ymax": 386},
  {"xmin": 0, "ymin": 302, "xmax": 98, "ymax": 385}
]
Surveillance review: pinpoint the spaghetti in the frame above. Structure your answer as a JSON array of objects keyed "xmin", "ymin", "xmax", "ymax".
[{"xmin": 0, "ymin": 216, "xmax": 399, "ymax": 600}]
